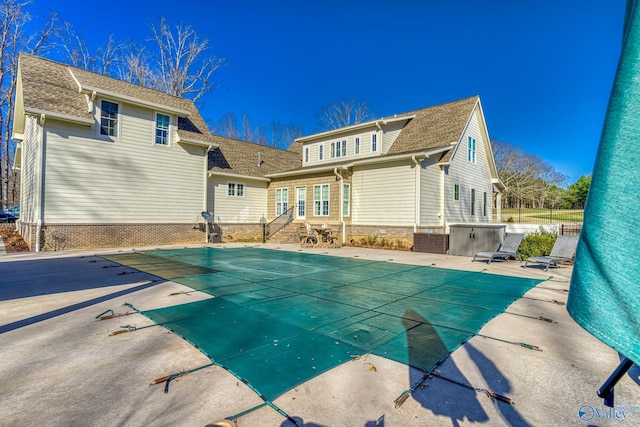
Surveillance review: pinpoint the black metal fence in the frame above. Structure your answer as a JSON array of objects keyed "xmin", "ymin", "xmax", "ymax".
[{"xmin": 495, "ymin": 208, "xmax": 583, "ymax": 236}]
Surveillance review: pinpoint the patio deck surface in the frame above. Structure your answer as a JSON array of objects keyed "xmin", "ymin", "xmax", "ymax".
[{"xmin": 0, "ymin": 243, "xmax": 638, "ymax": 426}]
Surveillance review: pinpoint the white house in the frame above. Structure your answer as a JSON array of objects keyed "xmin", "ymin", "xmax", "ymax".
[
  {"xmin": 13, "ymin": 54, "xmax": 503, "ymax": 251},
  {"xmin": 13, "ymin": 53, "xmax": 220, "ymax": 250}
]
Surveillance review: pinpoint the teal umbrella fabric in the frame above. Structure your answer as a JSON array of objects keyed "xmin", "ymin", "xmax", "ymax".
[{"xmin": 567, "ymin": 0, "xmax": 640, "ymax": 365}]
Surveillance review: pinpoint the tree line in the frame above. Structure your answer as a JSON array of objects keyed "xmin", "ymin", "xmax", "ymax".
[{"xmin": 492, "ymin": 140, "xmax": 591, "ymax": 209}]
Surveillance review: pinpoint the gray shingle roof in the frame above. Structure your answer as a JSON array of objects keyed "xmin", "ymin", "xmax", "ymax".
[
  {"xmin": 208, "ymin": 135, "xmax": 301, "ymax": 177},
  {"xmin": 385, "ymin": 96, "xmax": 479, "ymax": 155},
  {"xmin": 18, "ymin": 53, "xmax": 216, "ymax": 144}
]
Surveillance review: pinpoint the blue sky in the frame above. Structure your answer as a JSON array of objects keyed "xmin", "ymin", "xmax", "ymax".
[{"xmin": 36, "ymin": 0, "xmax": 625, "ymax": 184}]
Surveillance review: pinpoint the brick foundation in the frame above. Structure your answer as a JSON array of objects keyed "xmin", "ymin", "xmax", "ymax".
[{"xmin": 19, "ymin": 222, "xmax": 208, "ymax": 251}]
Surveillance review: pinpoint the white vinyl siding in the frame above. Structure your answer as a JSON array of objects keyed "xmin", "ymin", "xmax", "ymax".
[
  {"xmin": 444, "ymin": 109, "xmax": 493, "ymax": 223},
  {"xmin": 351, "ymin": 160, "xmax": 415, "ymax": 225},
  {"xmin": 381, "ymin": 121, "xmax": 405, "ymax": 154},
  {"xmin": 419, "ymin": 157, "xmax": 443, "ymax": 225},
  {"xmin": 211, "ymin": 177, "xmax": 267, "ymax": 223},
  {"xmin": 19, "ymin": 115, "xmax": 40, "ymax": 224},
  {"xmin": 41, "ymin": 103, "xmax": 205, "ymax": 223}
]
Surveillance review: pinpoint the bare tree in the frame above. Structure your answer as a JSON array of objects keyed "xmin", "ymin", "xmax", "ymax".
[
  {"xmin": 0, "ymin": 0, "xmax": 61, "ymax": 209},
  {"xmin": 213, "ymin": 113, "xmax": 240, "ymax": 139},
  {"xmin": 61, "ymin": 22, "xmax": 123, "ymax": 75},
  {"xmin": 115, "ymin": 43, "xmax": 154, "ymax": 86},
  {"xmin": 270, "ymin": 120, "xmax": 303, "ymax": 149},
  {"xmin": 317, "ymin": 98, "xmax": 372, "ymax": 130},
  {"xmin": 149, "ymin": 17, "xmax": 226, "ymax": 103}
]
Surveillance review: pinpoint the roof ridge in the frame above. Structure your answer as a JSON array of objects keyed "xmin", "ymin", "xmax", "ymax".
[
  {"xmin": 20, "ymin": 52, "xmax": 195, "ymax": 104},
  {"xmin": 385, "ymin": 95, "xmax": 479, "ymax": 118}
]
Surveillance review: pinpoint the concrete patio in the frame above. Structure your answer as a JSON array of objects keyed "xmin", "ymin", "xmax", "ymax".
[{"xmin": 0, "ymin": 243, "xmax": 638, "ymax": 426}]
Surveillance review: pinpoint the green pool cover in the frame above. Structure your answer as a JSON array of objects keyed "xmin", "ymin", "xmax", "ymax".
[{"xmin": 104, "ymin": 247, "xmax": 541, "ymax": 401}]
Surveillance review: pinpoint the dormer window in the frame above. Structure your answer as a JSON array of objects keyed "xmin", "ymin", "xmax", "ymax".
[
  {"xmin": 155, "ymin": 113, "xmax": 170, "ymax": 145},
  {"xmin": 319, "ymin": 145, "xmax": 324, "ymax": 160},
  {"xmin": 100, "ymin": 100, "xmax": 119, "ymax": 137},
  {"xmin": 372, "ymin": 133, "xmax": 377, "ymax": 152}
]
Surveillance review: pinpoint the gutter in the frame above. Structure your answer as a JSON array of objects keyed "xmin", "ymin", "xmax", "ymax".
[
  {"xmin": 334, "ymin": 167, "xmax": 346, "ymax": 245},
  {"xmin": 208, "ymin": 170, "xmax": 271, "ymax": 182},
  {"xmin": 204, "ymin": 145, "xmax": 214, "ymax": 243},
  {"xmin": 25, "ymin": 108, "xmax": 93, "ymax": 126},
  {"xmin": 35, "ymin": 114, "xmax": 46, "ymax": 252}
]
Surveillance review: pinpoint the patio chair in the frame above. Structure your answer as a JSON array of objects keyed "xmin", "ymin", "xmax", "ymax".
[
  {"xmin": 299, "ymin": 223, "xmax": 317, "ymax": 247},
  {"xmin": 473, "ymin": 233, "xmax": 525, "ymax": 264},
  {"xmin": 524, "ymin": 235, "xmax": 579, "ymax": 271}
]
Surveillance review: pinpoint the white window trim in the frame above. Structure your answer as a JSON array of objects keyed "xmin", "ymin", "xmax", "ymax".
[
  {"xmin": 227, "ymin": 182, "xmax": 245, "ymax": 198},
  {"xmin": 154, "ymin": 112, "xmax": 171, "ymax": 146},
  {"xmin": 343, "ymin": 183, "xmax": 350, "ymax": 217},
  {"xmin": 468, "ymin": 136, "xmax": 477, "ymax": 163},
  {"xmin": 319, "ymin": 144, "xmax": 324, "ymax": 160},
  {"xmin": 371, "ymin": 132, "xmax": 378, "ymax": 152},
  {"xmin": 97, "ymin": 99, "xmax": 121, "ymax": 140},
  {"xmin": 304, "ymin": 147, "xmax": 309, "ymax": 163},
  {"xmin": 454, "ymin": 183, "xmax": 460, "ymax": 201},
  {"xmin": 314, "ymin": 183, "xmax": 330, "ymax": 217},
  {"xmin": 296, "ymin": 187, "xmax": 306, "ymax": 220},
  {"xmin": 355, "ymin": 136, "xmax": 360, "ymax": 155},
  {"xmin": 276, "ymin": 187, "xmax": 289, "ymax": 216}
]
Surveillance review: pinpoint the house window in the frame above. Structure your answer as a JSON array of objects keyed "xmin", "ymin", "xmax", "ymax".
[
  {"xmin": 297, "ymin": 187, "xmax": 306, "ymax": 219},
  {"xmin": 228, "ymin": 183, "xmax": 244, "ymax": 197},
  {"xmin": 331, "ymin": 142, "xmax": 336, "ymax": 158},
  {"xmin": 341, "ymin": 140, "xmax": 346, "ymax": 157},
  {"xmin": 304, "ymin": 147, "xmax": 309, "ymax": 163},
  {"xmin": 276, "ymin": 188, "xmax": 289, "ymax": 215},
  {"xmin": 471, "ymin": 188, "xmax": 476, "ymax": 215},
  {"xmin": 319, "ymin": 145, "xmax": 324, "ymax": 160},
  {"xmin": 343, "ymin": 183, "xmax": 350, "ymax": 217},
  {"xmin": 355, "ymin": 137, "xmax": 360, "ymax": 154},
  {"xmin": 372, "ymin": 133, "xmax": 377, "ymax": 152},
  {"xmin": 100, "ymin": 100, "xmax": 119, "ymax": 137},
  {"xmin": 155, "ymin": 113, "xmax": 170, "ymax": 145},
  {"xmin": 314, "ymin": 184, "xmax": 329, "ymax": 216},
  {"xmin": 335, "ymin": 141, "xmax": 341, "ymax": 157},
  {"xmin": 454, "ymin": 184, "xmax": 460, "ymax": 201},
  {"xmin": 467, "ymin": 136, "xmax": 477, "ymax": 163},
  {"xmin": 483, "ymin": 191, "xmax": 487, "ymax": 216}
]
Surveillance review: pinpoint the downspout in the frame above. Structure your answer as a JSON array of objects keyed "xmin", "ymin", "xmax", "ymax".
[
  {"xmin": 334, "ymin": 167, "xmax": 345, "ymax": 245},
  {"xmin": 411, "ymin": 156, "xmax": 420, "ymax": 233},
  {"xmin": 204, "ymin": 144, "xmax": 214, "ymax": 243},
  {"xmin": 35, "ymin": 114, "xmax": 46, "ymax": 252}
]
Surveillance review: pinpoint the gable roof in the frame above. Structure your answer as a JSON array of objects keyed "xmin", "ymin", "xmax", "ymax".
[
  {"xmin": 385, "ymin": 96, "xmax": 479, "ymax": 155},
  {"xmin": 16, "ymin": 53, "xmax": 218, "ymax": 146},
  {"xmin": 208, "ymin": 135, "xmax": 301, "ymax": 178}
]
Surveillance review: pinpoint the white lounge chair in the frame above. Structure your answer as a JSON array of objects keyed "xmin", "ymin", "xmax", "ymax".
[
  {"xmin": 524, "ymin": 235, "xmax": 579, "ymax": 271},
  {"xmin": 473, "ymin": 233, "xmax": 525, "ymax": 264}
]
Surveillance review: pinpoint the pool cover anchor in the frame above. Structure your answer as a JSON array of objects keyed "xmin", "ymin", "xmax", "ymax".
[
  {"xmin": 429, "ymin": 371, "xmax": 515, "ymax": 406},
  {"xmin": 95, "ymin": 302, "xmax": 141, "ymax": 321},
  {"xmin": 151, "ymin": 363, "xmax": 215, "ymax": 393}
]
